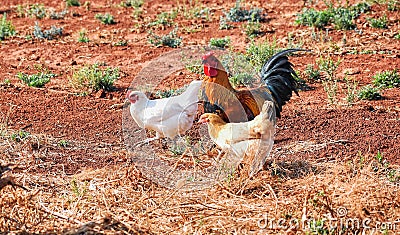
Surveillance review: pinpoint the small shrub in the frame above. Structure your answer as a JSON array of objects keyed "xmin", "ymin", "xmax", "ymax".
[
  {"xmin": 395, "ymin": 32, "xmax": 400, "ymax": 40},
  {"xmin": 304, "ymin": 64, "xmax": 321, "ymax": 82},
  {"xmin": 219, "ymin": 16, "xmax": 234, "ymax": 30},
  {"xmin": 70, "ymin": 64, "xmax": 120, "ymax": 91},
  {"xmin": 11, "ymin": 130, "xmax": 30, "ymax": 142},
  {"xmin": 367, "ymin": 15, "xmax": 388, "ymax": 29},
  {"xmin": 33, "ymin": 22, "xmax": 63, "ymax": 40},
  {"xmin": 120, "ymin": 0, "xmax": 143, "ymax": 8},
  {"xmin": 372, "ymin": 69, "xmax": 400, "ymax": 88},
  {"xmin": 0, "ymin": 14, "xmax": 16, "ymax": 41},
  {"xmin": 295, "ymin": 8, "xmax": 332, "ymax": 29},
  {"xmin": 209, "ymin": 37, "xmax": 230, "ymax": 48},
  {"xmin": 113, "ymin": 40, "xmax": 128, "ymax": 46},
  {"xmin": 95, "ymin": 13, "xmax": 115, "ymax": 24},
  {"xmin": 245, "ymin": 40, "xmax": 278, "ymax": 70},
  {"xmin": 230, "ymin": 73, "xmax": 256, "ymax": 87},
  {"xmin": 387, "ymin": 0, "xmax": 399, "ymax": 11},
  {"xmin": 17, "ymin": 71, "xmax": 55, "ymax": 87},
  {"xmin": 357, "ymin": 85, "xmax": 382, "ymax": 100},
  {"xmin": 148, "ymin": 28, "xmax": 182, "ymax": 48},
  {"xmin": 224, "ymin": 0, "xmax": 265, "ymax": 22},
  {"xmin": 49, "ymin": 9, "xmax": 68, "ymax": 20},
  {"xmin": 78, "ymin": 29, "xmax": 89, "ymax": 43},
  {"xmin": 146, "ymin": 11, "xmax": 177, "ymax": 28},
  {"xmin": 65, "ymin": 0, "xmax": 81, "ymax": 7},
  {"xmin": 318, "ymin": 57, "xmax": 341, "ymax": 105},
  {"xmin": 28, "ymin": 3, "xmax": 47, "ymax": 19},
  {"xmin": 58, "ymin": 140, "xmax": 69, "ymax": 147},
  {"xmin": 331, "ymin": 8, "xmax": 356, "ymax": 30},
  {"xmin": 243, "ymin": 21, "xmax": 263, "ymax": 38}
]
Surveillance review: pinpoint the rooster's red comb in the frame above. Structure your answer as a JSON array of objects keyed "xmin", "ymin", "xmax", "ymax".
[{"xmin": 202, "ymin": 51, "xmax": 215, "ymax": 60}]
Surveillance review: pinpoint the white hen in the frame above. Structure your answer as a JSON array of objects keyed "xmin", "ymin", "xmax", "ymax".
[{"xmin": 126, "ymin": 80, "xmax": 202, "ymax": 146}]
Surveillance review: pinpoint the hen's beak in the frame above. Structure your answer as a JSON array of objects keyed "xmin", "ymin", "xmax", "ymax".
[{"xmin": 126, "ymin": 91, "xmax": 139, "ymax": 104}]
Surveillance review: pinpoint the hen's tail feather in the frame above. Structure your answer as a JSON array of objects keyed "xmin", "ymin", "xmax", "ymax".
[{"xmin": 260, "ymin": 48, "xmax": 310, "ymax": 117}]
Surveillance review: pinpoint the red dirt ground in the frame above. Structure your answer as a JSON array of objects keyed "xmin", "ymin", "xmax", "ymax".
[{"xmin": 0, "ymin": 0, "xmax": 399, "ymax": 178}]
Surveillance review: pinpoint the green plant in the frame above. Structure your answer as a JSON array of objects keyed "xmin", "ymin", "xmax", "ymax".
[
  {"xmin": 10, "ymin": 130, "xmax": 30, "ymax": 142},
  {"xmin": 243, "ymin": 21, "xmax": 263, "ymax": 38},
  {"xmin": 318, "ymin": 57, "xmax": 341, "ymax": 105},
  {"xmin": 209, "ymin": 37, "xmax": 230, "ymax": 48},
  {"xmin": 395, "ymin": 32, "xmax": 400, "ymax": 39},
  {"xmin": 357, "ymin": 85, "xmax": 382, "ymax": 100},
  {"xmin": 120, "ymin": 0, "xmax": 143, "ymax": 8},
  {"xmin": 17, "ymin": 71, "xmax": 55, "ymax": 87},
  {"xmin": 219, "ymin": 16, "xmax": 234, "ymax": 30},
  {"xmin": 95, "ymin": 13, "xmax": 115, "ymax": 24},
  {"xmin": 28, "ymin": 3, "xmax": 47, "ymax": 19},
  {"xmin": 58, "ymin": 140, "xmax": 69, "ymax": 147},
  {"xmin": 0, "ymin": 14, "xmax": 15, "ymax": 41},
  {"xmin": 148, "ymin": 28, "xmax": 182, "ymax": 48},
  {"xmin": 78, "ymin": 29, "xmax": 89, "ymax": 43},
  {"xmin": 344, "ymin": 76, "xmax": 358, "ymax": 105},
  {"xmin": 224, "ymin": 0, "xmax": 265, "ymax": 22},
  {"xmin": 146, "ymin": 11, "xmax": 177, "ymax": 28},
  {"xmin": 245, "ymin": 40, "xmax": 278, "ymax": 70},
  {"xmin": 295, "ymin": 2, "xmax": 370, "ymax": 30},
  {"xmin": 387, "ymin": 0, "xmax": 399, "ymax": 11},
  {"xmin": 113, "ymin": 40, "xmax": 128, "ymax": 46},
  {"xmin": 367, "ymin": 15, "xmax": 388, "ymax": 29},
  {"xmin": 65, "ymin": 0, "xmax": 80, "ymax": 7},
  {"xmin": 70, "ymin": 64, "xmax": 120, "ymax": 91},
  {"xmin": 33, "ymin": 22, "xmax": 63, "ymax": 40},
  {"xmin": 49, "ymin": 9, "xmax": 68, "ymax": 20},
  {"xmin": 220, "ymin": 53, "xmax": 257, "ymax": 87},
  {"xmin": 372, "ymin": 69, "xmax": 400, "ymax": 88},
  {"xmin": 304, "ymin": 64, "xmax": 321, "ymax": 82}
]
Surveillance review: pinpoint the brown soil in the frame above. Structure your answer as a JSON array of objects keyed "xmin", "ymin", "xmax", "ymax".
[{"xmin": 0, "ymin": 0, "xmax": 400, "ymax": 233}]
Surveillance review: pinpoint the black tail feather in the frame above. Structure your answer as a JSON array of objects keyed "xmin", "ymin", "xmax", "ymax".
[{"xmin": 260, "ymin": 48, "xmax": 310, "ymax": 117}]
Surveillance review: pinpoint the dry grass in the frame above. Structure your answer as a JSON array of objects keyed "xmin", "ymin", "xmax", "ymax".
[{"xmin": 1, "ymin": 130, "xmax": 399, "ymax": 234}]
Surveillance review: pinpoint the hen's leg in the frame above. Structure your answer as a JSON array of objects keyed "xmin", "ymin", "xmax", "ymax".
[{"xmin": 134, "ymin": 133, "xmax": 161, "ymax": 147}]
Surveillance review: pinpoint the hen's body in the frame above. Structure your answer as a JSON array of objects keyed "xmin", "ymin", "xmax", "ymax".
[
  {"xmin": 201, "ymin": 49, "xmax": 307, "ymax": 122},
  {"xmin": 127, "ymin": 80, "xmax": 202, "ymax": 140}
]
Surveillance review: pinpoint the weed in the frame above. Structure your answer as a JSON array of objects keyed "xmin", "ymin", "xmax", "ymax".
[
  {"xmin": 58, "ymin": 140, "xmax": 69, "ymax": 147},
  {"xmin": 209, "ymin": 37, "xmax": 230, "ymax": 48},
  {"xmin": 387, "ymin": 0, "xmax": 399, "ymax": 11},
  {"xmin": 219, "ymin": 16, "xmax": 234, "ymax": 30},
  {"xmin": 17, "ymin": 71, "xmax": 55, "ymax": 87},
  {"xmin": 95, "ymin": 13, "xmax": 115, "ymax": 24},
  {"xmin": 148, "ymin": 28, "xmax": 182, "ymax": 48},
  {"xmin": 33, "ymin": 22, "xmax": 63, "ymax": 40},
  {"xmin": 28, "ymin": 3, "xmax": 47, "ymax": 19},
  {"xmin": 344, "ymin": 76, "xmax": 358, "ymax": 105},
  {"xmin": 169, "ymin": 144, "xmax": 186, "ymax": 156},
  {"xmin": 372, "ymin": 69, "xmax": 400, "ymax": 88},
  {"xmin": 304, "ymin": 64, "xmax": 321, "ymax": 82},
  {"xmin": 245, "ymin": 40, "xmax": 278, "ymax": 70},
  {"xmin": 3, "ymin": 79, "xmax": 11, "ymax": 84},
  {"xmin": 367, "ymin": 15, "xmax": 388, "ymax": 29},
  {"xmin": 113, "ymin": 40, "xmax": 128, "ymax": 46},
  {"xmin": 219, "ymin": 52, "xmax": 257, "ymax": 87},
  {"xmin": 78, "ymin": 29, "xmax": 89, "ymax": 43},
  {"xmin": 120, "ymin": 0, "xmax": 143, "ymax": 8},
  {"xmin": 146, "ymin": 11, "xmax": 177, "ymax": 28},
  {"xmin": 357, "ymin": 85, "xmax": 382, "ymax": 100},
  {"xmin": 224, "ymin": 0, "xmax": 265, "ymax": 22},
  {"xmin": 65, "ymin": 0, "xmax": 81, "ymax": 7},
  {"xmin": 318, "ymin": 56, "xmax": 341, "ymax": 105},
  {"xmin": 0, "ymin": 14, "xmax": 15, "ymax": 41},
  {"xmin": 243, "ymin": 21, "xmax": 263, "ymax": 38},
  {"xmin": 49, "ymin": 9, "xmax": 68, "ymax": 20},
  {"xmin": 395, "ymin": 32, "xmax": 400, "ymax": 40},
  {"xmin": 70, "ymin": 64, "xmax": 120, "ymax": 91},
  {"xmin": 296, "ymin": 2, "xmax": 370, "ymax": 30},
  {"xmin": 10, "ymin": 130, "xmax": 30, "ymax": 142}
]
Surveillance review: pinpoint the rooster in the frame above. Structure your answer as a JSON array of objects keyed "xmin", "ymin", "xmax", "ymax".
[
  {"xmin": 126, "ymin": 80, "xmax": 202, "ymax": 146},
  {"xmin": 198, "ymin": 101, "xmax": 276, "ymax": 176},
  {"xmin": 201, "ymin": 49, "xmax": 307, "ymax": 122}
]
